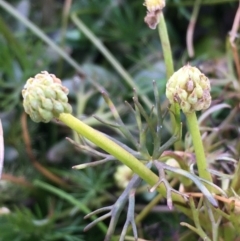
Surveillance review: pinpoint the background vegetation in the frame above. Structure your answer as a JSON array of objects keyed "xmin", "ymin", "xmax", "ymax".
[{"xmin": 0, "ymin": 0, "xmax": 239, "ymax": 240}]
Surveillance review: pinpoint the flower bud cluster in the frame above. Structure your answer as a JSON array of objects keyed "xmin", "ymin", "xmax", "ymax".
[
  {"xmin": 166, "ymin": 65, "xmax": 211, "ymax": 113},
  {"xmin": 22, "ymin": 71, "xmax": 72, "ymax": 123}
]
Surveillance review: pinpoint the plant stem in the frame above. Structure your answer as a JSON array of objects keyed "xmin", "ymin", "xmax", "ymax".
[
  {"xmin": 0, "ymin": 119, "xmax": 3, "ymax": 179},
  {"xmin": 186, "ymin": 0, "xmax": 201, "ymax": 57},
  {"xmin": 158, "ymin": 12, "xmax": 182, "ymax": 150},
  {"xmin": 185, "ymin": 112, "xmax": 213, "ymax": 186},
  {"xmin": 59, "ymin": 113, "xmax": 156, "ymax": 182},
  {"xmin": 58, "ymin": 113, "xmax": 191, "ymax": 212},
  {"xmin": 128, "ymin": 179, "xmax": 178, "ymax": 233},
  {"xmin": 158, "ymin": 13, "xmax": 174, "ymax": 79},
  {"xmin": 230, "ymin": 159, "xmax": 240, "ymax": 193}
]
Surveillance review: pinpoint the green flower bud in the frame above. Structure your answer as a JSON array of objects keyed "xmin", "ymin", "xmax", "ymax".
[
  {"xmin": 22, "ymin": 71, "xmax": 72, "ymax": 123},
  {"xmin": 165, "ymin": 158, "xmax": 180, "ymax": 178},
  {"xmin": 38, "ymin": 107, "xmax": 54, "ymax": 123},
  {"xmin": 41, "ymin": 97, "xmax": 53, "ymax": 111},
  {"xmin": 166, "ymin": 65, "xmax": 211, "ymax": 113},
  {"xmin": 30, "ymin": 111, "xmax": 42, "ymax": 123},
  {"xmin": 114, "ymin": 165, "xmax": 133, "ymax": 189}
]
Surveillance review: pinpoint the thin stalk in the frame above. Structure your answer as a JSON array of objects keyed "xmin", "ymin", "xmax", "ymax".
[
  {"xmin": 57, "ymin": 0, "xmax": 72, "ymax": 76},
  {"xmin": 204, "ymin": 200, "xmax": 221, "ymax": 241},
  {"xmin": 183, "ymin": 197, "xmax": 211, "ymax": 241},
  {"xmin": 158, "ymin": 12, "xmax": 182, "ymax": 150},
  {"xmin": 0, "ymin": 120, "xmax": 3, "ymax": 178},
  {"xmin": 186, "ymin": 0, "xmax": 202, "ymax": 57},
  {"xmin": 59, "ymin": 113, "xmax": 157, "ymax": 184},
  {"xmin": 158, "ymin": 13, "xmax": 174, "ymax": 79},
  {"xmin": 133, "ymin": 179, "xmax": 178, "ymax": 227},
  {"xmin": 230, "ymin": 159, "xmax": 240, "ymax": 193},
  {"xmin": 1, "ymin": 173, "xmax": 33, "ymax": 188},
  {"xmin": 185, "ymin": 112, "xmax": 213, "ymax": 186},
  {"xmin": 21, "ymin": 113, "xmax": 70, "ymax": 189}
]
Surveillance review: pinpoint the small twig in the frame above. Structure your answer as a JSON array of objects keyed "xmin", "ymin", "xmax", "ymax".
[
  {"xmin": 152, "ymin": 80, "xmax": 163, "ymax": 158},
  {"xmin": 186, "ymin": 0, "xmax": 202, "ymax": 57},
  {"xmin": 199, "ymin": 177, "xmax": 227, "ymax": 196},
  {"xmin": 156, "ymin": 128, "xmax": 180, "ymax": 158},
  {"xmin": 157, "ymin": 161, "xmax": 218, "ymax": 207},
  {"xmin": 133, "ymin": 94, "xmax": 156, "ymax": 140},
  {"xmin": 120, "ymin": 190, "xmax": 138, "ymax": 241},
  {"xmin": 181, "ymin": 197, "xmax": 211, "ymax": 241},
  {"xmin": 21, "ymin": 113, "xmax": 70, "ymax": 189},
  {"xmin": 229, "ymin": 2, "xmax": 240, "ymax": 44},
  {"xmin": 84, "ymin": 206, "xmax": 113, "ymax": 219},
  {"xmin": 66, "ymin": 138, "xmax": 117, "ymax": 169},
  {"xmin": 85, "ymin": 162, "xmax": 152, "ymax": 241},
  {"xmin": 152, "ymin": 161, "xmax": 188, "ymax": 209},
  {"xmin": 84, "ymin": 173, "xmax": 141, "ymax": 239},
  {"xmin": 66, "ymin": 137, "xmax": 113, "ymax": 158},
  {"xmin": 229, "ymin": 2, "xmax": 240, "ymax": 82},
  {"xmin": 1, "ymin": 173, "xmax": 33, "ymax": 188},
  {"xmin": 101, "ymin": 91, "xmax": 138, "ymax": 148},
  {"xmin": 0, "ymin": 119, "xmax": 4, "ymax": 179},
  {"xmin": 84, "ymin": 212, "xmax": 112, "ymax": 231},
  {"xmin": 72, "ymin": 156, "xmax": 115, "ymax": 169},
  {"xmin": 186, "ymin": 192, "xmax": 240, "ymax": 208},
  {"xmin": 106, "ymin": 173, "xmax": 143, "ymax": 241},
  {"xmin": 57, "ymin": 0, "xmax": 72, "ymax": 75},
  {"xmin": 204, "ymin": 199, "xmax": 221, "ymax": 241},
  {"xmin": 93, "ymin": 115, "xmax": 121, "ymax": 128},
  {"xmin": 126, "ymin": 178, "xmax": 179, "ymax": 236},
  {"xmin": 132, "ymin": 91, "xmax": 149, "ymax": 156},
  {"xmin": 102, "ymin": 132, "xmax": 144, "ymax": 158}
]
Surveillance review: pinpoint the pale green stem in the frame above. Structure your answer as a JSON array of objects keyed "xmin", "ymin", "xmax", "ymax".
[
  {"xmin": 0, "ymin": 119, "xmax": 4, "ymax": 178},
  {"xmin": 185, "ymin": 112, "xmax": 213, "ymax": 186},
  {"xmin": 158, "ymin": 12, "xmax": 182, "ymax": 150},
  {"xmin": 59, "ymin": 113, "xmax": 158, "ymax": 183},
  {"xmin": 158, "ymin": 12, "xmax": 174, "ymax": 79},
  {"xmin": 127, "ymin": 178, "xmax": 178, "ymax": 235},
  {"xmin": 58, "ymin": 113, "xmax": 191, "ymax": 213},
  {"xmin": 230, "ymin": 159, "xmax": 240, "ymax": 193}
]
